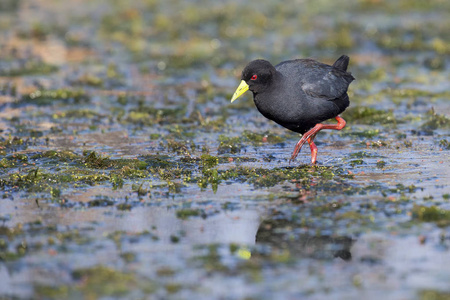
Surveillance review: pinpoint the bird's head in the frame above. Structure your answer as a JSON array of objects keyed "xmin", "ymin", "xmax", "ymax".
[{"xmin": 231, "ymin": 59, "xmax": 276, "ymax": 102}]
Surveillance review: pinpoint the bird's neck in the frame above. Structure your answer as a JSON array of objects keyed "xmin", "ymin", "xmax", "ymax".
[
  {"xmin": 253, "ymin": 72, "xmax": 301, "ymax": 123},
  {"xmin": 252, "ymin": 71, "xmax": 282, "ymax": 97}
]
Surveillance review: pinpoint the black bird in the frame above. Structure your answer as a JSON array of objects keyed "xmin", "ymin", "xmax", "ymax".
[{"xmin": 231, "ymin": 55, "xmax": 354, "ymax": 164}]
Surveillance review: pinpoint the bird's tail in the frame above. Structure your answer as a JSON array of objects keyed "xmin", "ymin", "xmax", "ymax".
[{"xmin": 333, "ymin": 55, "xmax": 350, "ymax": 71}]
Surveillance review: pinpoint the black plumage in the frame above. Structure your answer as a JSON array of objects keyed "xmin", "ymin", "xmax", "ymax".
[{"xmin": 231, "ymin": 55, "xmax": 354, "ymax": 164}]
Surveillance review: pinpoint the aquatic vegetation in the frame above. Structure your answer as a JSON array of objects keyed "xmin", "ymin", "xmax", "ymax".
[
  {"xmin": 421, "ymin": 109, "xmax": 450, "ymax": 130},
  {"xmin": 218, "ymin": 135, "xmax": 242, "ymax": 154},
  {"xmin": 35, "ymin": 266, "xmax": 141, "ymax": 298},
  {"xmin": 19, "ymin": 89, "xmax": 90, "ymax": 106},
  {"xmin": 201, "ymin": 154, "xmax": 219, "ymax": 169},
  {"xmin": 412, "ymin": 205, "xmax": 450, "ymax": 227},
  {"xmin": 176, "ymin": 209, "xmax": 203, "ymax": 220},
  {"xmin": 72, "ymin": 73, "xmax": 104, "ymax": 87},
  {"xmin": 343, "ymin": 107, "xmax": 396, "ymax": 125},
  {"xmin": 419, "ymin": 290, "xmax": 450, "ymax": 300},
  {"xmin": 439, "ymin": 139, "xmax": 449, "ymax": 150},
  {"xmin": 343, "ymin": 129, "xmax": 380, "ymax": 138},
  {"xmin": 0, "ymin": 60, "xmax": 58, "ymax": 76},
  {"xmin": 0, "ymin": 136, "xmax": 28, "ymax": 154},
  {"xmin": 242, "ymin": 130, "xmax": 285, "ymax": 145}
]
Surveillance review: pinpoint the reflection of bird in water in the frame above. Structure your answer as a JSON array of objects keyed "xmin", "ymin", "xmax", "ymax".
[
  {"xmin": 256, "ymin": 214, "xmax": 354, "ymax": 261},
  {"xmin": 104, "ymin": 204, "xmax": 353, "ymax": 261},
  {"xmin": 7, "ymin": 196, "xmax": 354, "ymax": 261},
  {"xmin": 133, "ymin": 206, "xmax": 354, "ymax": 261},
  {"xmin": 21, "ymin": 198, "xmax": 353, "ymax": 261}
]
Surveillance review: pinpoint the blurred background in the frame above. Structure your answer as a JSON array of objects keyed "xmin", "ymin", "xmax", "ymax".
[
  {"xmin": 1, "ymin": 0, "xmax": 449, "ymax": 299},
  {"xmin": 1, "ymin": 0, "xmax": 449, "ymax": 93}
]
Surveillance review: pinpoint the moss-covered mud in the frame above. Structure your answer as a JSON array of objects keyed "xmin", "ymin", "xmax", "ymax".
[{"xmin": 1, "ymin": 0, "xmax": 450, "ymax": 299}]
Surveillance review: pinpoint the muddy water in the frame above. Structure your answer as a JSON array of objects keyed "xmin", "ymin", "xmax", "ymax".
[{"xmin": 1, "ymin": 0, "xmax": 450, "ymax": 299}]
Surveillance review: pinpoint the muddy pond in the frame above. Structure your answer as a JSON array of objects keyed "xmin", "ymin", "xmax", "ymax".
[{"xmin": 1, "ymin": 0, "xmax": 449, "ymax": 299}]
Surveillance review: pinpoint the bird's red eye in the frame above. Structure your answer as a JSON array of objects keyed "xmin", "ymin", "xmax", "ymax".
[{"xmin": 251, "ymin": 74, "xmax": 257, "ymax": 80}]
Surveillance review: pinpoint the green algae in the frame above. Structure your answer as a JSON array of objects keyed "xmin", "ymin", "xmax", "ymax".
[
  {"xmin": 73, "ymin": 73, "xmax": 104, "ymax": 87},
  {"xmin": 20, "ymin": 89, "xmax": 90, "ymax": 106},
  {"xmin": 165, "ymin": 283, "xmax": 183, "ymax": 294},
  {"xmin": 88, "ymin": 197, "xmax": 115, "ymax": 207},
  {"xmin": 390, "ymin": 184, "xmax": 416, "ymax": 194},
  {"xmin": 343, "ymin": 107, "xmax": 396, "ymax": 125},
  {"xmin": 35, "ymin": 265, "xmax": 142, "ymax": 299},
  {"xmin": 194, "ymin": 244, "xmax": 229, "ymax": 273},
  {"xmin": 0, "ymin": 150, "xmax": 151, "ymax": 193},
  {"xmin": 125, "ymin": 105, "xmax": 185, "ymax": 126},
  {"xmin": 242, "ymin": 130, "xmax": 285, "ymax": 145},
  {"xmin": 246, "ymin": 166, "xmax": 340, "ymax": 188},
  {"xmin": 84, "ymin": 151, "xmax": 149, "ymax": 170},
  {"xmin": 411, "ymin": 205, "xmax": 450, "ymax": 227},
  {"xmin": 120, "ymin": 252, "xmax": 136, "ymax": 263},
  {"xmin": 83, "ymin": 151, "xmax": 114, "ymax": 169},
  {"xmin": 53, "ymin": 109, "xmax": 103, "ymax": 120},
  {"xmin": 72, "ymin": 265, "xmax": 137, "ymax": 292},
  {"xmin": 117, "ymin": 203, "xmax": 132, "ymax": 210},
  {"xmin": 376, "ymin": 160, "xmax": 387, "ymax": 169},
  {"xmin": 439, "ymin": 139, "xmax": 450, "ymax": 150},
  {"xmin": 166, "ymin": 139, "xmax": 191, "ymax": 155},
  {"xmin": 317, "ymin": 23, "xmax": 355, "ymax": 50},
  {"xmin": 421, "ymin": 109, "xmax": 450, "ymax": 130},
  {"xmin": 201, "ymin": 154, "xmax": 219, "ymax": 169},
  {"xmin": 312, "ymin": 202, "xmax": 344, "ymax": 215},
  {"xmin": 176, "ymin": 209, "xmax": 203, "ymax": 220},
  {"xmin": 419, "ymin": 290, "xmax": 450, "ymax": 300},
  {"xmin": 31, "ymin": 150, "xmax": 79, "ymax": 161},
  {"xmin": 0, "ymin": 60, "xmax": 58, "ymax": 76},
  {"xmin": 0, "ymin": 136, "xmax": 27, "ymax": 154},
  {"xmin": 0, "ymin": 223, "xmax": 95, "ymax": 262},
  {"xmin": 55, "ymin": 229, "xmax": 91, "ymax": 245},
  {"xmin": 349, "ymin": 151, "xmax": 375, "ymax": 158},
  {"xmin": 34, "ymin": 286, "xmax": 70, "ymax": 299},
  {"xmin": 170, "ymin": 235, "xmax": 180, "ymax": 243},
  {"xmin": 349, "ymin": 159, "xmax": 364, "ymax": 167},
  {"xmin": 0, "ymin": 224, "xmax": 23, "ymax": 240},
  {"xmin": 343, "ymin": 129, "xmax": 380, "ymax": 138},
  {"xmin": 336, "ymin": 211, "xmax": 372, "ymax": 225},
  {"xmin": 387, "ymin": 89, "xmax": 450, "ymax": 100},
  {"xmin": 156, "ymin": 266, "xmax": 176, "ymax": 277},
  {"xmin": 218, "ymin": 135, "xmax": 242, "ymax": 154},
  {"xmin": 0, "ymin": 154, "xmax": 350, "ymax": 195},
  {"xmin": 132, "ymin": 181, "xmax": 148, "ymax": 196},
  {"xmin": 0, "ymin": 156, "xmax": 25, "ymax": 168},
  {"xmin": 218, "ymin": 131, "xmax": 285, "ymax": 154}
]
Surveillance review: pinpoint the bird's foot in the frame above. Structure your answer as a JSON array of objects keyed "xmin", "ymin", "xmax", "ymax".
[
  {"xmin": 289, "ymin": 129, "xmax": 321, "ymax": 164},
  {"xmin": 289, "ymin": 137, "xmax": 309, "ymax": 164},
  {"xmin": 289, "ymin": 116, "xmax": 346, "ymax": 165}
]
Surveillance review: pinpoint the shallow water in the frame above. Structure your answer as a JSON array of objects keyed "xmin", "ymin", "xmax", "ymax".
[{"xmin": 1, "ymin": 0, "xmax": 450, "ymax": 299}]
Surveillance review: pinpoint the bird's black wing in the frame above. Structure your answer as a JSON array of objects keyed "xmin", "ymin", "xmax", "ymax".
[
  {"xmin": 301, "ymin": 65, "xmax": 354, "ymax": 101},
  {"xmin": 276, "ymin": 58, "xmax": 354, "ymax": 101}
]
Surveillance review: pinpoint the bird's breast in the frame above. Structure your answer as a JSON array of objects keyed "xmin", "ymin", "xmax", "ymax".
[
  {"xmin": 254, "ymin": 91, "xmax": 306, "ymax": 123},
  {"xmin": 253, "ymin": 89, "xmax": 318, "ymax": 133}
]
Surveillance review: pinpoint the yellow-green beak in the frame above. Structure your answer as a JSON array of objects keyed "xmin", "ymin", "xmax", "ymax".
[{"xmin": 230, "ymin": 80, "xmax": 249, "ymax": 102}]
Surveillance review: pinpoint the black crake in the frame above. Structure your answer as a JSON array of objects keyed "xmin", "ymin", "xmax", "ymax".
[{"xmin": 231, "ymin": 55, "xmax": 355, "ymax": 164}]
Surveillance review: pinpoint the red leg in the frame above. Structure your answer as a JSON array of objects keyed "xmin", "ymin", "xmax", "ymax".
[
  {"xmin": 289, "ymin": 116, "xmax": 346, "ymax": 164},
  {"xmin": 308, "ymin": 136, "xmax": 318, "ymax": 164}
]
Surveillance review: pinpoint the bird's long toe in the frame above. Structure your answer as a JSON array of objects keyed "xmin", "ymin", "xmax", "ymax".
[{"xmin": 289, "ymin": 138, "xmax": 308, "ymax": 163}]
